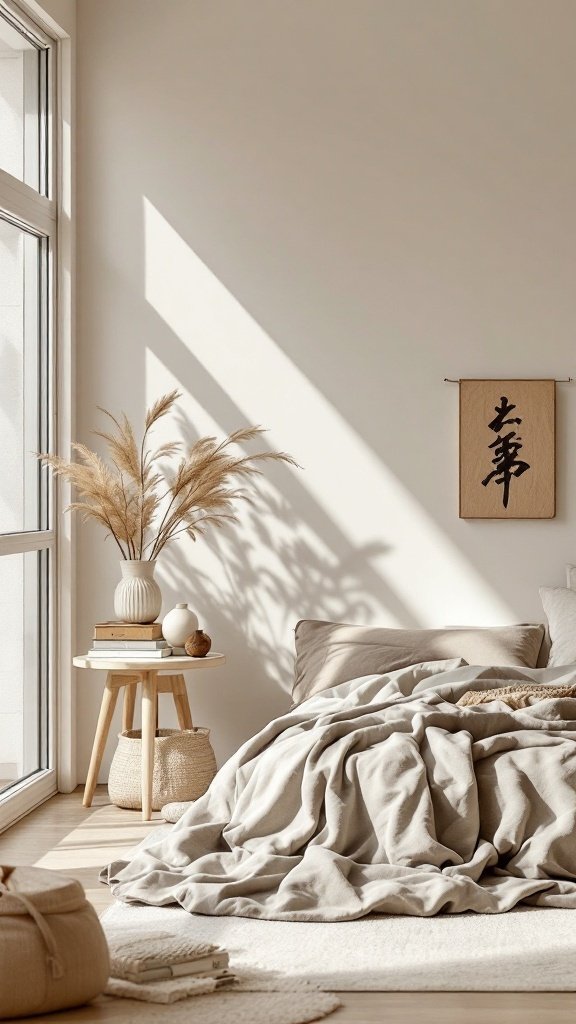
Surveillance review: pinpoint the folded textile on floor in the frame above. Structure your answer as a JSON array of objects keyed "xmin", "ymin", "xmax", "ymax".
[
  {"xmin": 105, "ymin": 973, "xmax": 237, "ymax": 1004},
  {"xmin": 102, "ymin": 661, "xmax": 576, "ymax": 921}
]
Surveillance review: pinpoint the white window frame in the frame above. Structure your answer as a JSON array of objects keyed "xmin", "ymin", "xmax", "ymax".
[{"xmin": 0, "ymin": 0, "xmax": 74, "ymax": 831}]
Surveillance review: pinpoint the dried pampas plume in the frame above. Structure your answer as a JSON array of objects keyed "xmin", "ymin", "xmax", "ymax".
[{"xmin": 39, "ymin": 390, "xmax": 299, "ymax": 559}]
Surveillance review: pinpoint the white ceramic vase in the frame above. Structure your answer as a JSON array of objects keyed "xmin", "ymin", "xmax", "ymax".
[
  {"xmin": 113, "ymin": 560, "xmax": 162, "ymax": 624},
  {"xmin": 162, "ymin": 603, "xmax": 199, "ymax": 646}
]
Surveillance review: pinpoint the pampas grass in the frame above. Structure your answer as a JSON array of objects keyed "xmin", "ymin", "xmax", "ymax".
[{"xmin": 39, "ymin": 390, "xmax": 298, "ymax": 559}]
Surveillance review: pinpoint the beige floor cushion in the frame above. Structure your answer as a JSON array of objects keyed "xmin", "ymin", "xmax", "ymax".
[{"xmin": 0, "ymin": 865, "xmax": 109, "ymax": 1019}]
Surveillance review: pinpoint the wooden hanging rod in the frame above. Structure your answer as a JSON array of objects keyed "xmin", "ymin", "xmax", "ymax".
[{"xmin": 443, "ymin": 377, "xmax": 573, "ymax": 384}]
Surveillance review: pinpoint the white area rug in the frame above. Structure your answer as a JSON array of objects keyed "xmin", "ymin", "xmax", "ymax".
[{"xmin": 103, "ymin": 900, "xmax": 576, "ymax": 990}]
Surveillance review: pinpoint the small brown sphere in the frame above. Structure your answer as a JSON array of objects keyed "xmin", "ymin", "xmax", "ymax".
[{"xmin": 185, "ymin": 629, "xmax": 212, "ymax": 657}]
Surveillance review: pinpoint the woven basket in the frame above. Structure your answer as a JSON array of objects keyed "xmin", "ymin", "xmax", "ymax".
[{"xmin": 108, "ymin": 728, "xmax": 217, "ymax": 811}]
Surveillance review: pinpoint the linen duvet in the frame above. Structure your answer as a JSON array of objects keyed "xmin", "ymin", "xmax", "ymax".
[{"xmin": 103, "ymin": 660, "xmax": 576, "ymax": 921}]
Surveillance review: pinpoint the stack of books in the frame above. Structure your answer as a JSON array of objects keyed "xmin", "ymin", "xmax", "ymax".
[
  {"xmin": 90, "ymin": 622, "xmax": 172, "ymax": 659},
  {"xmin": 105, "ymin": 931, "xmax": 236, "ymax": 1003}
]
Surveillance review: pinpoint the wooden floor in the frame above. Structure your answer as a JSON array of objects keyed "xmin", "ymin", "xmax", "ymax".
[{"xmin": 0, "ymin": 789, "xmax": 574, "ymax": 1023}]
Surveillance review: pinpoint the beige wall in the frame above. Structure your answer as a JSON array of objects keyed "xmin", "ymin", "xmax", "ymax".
[
  {"xmin": 76, "ymin": 0, "xmax": 576, "ymax": 780},
  {"xmin": 27, "ymin": 0, "xmax": 75, "ymax": 38}
]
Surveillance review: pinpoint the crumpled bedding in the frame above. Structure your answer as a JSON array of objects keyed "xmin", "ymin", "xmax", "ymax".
[{"xmin": 103, "ymin": 661, "xmax": 576, "ymax": 921}]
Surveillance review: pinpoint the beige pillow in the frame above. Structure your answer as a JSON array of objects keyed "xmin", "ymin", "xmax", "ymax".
[
  {"xmin": 292, "ymin": 620, "xmax": 545, "ymax": 704},
  {"xmin": 539, "ymin": 586, "xmax": 576, "ymax": 666}
]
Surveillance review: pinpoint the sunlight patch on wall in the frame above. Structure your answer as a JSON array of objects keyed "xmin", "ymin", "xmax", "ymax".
[{"xmin": 143, "ymin": 197, "xmax": 513, "ymax": 628}]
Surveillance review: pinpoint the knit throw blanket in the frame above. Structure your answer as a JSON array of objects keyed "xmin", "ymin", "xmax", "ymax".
[
  {"xmin": 108, "ymin": 930, "xmax": 217, "ymax": 976},
  {"xmin": 458, "ymin": 683, "xmax": 576, "ymax": 709}
]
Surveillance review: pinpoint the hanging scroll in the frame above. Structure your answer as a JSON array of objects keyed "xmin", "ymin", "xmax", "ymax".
[{"xmin": 459, "ymin": 379, "xmax": 555, "ymax": 519}]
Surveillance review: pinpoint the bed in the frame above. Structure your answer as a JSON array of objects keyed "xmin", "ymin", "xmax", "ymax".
[{"xmin": 102, "ymin": 614, "xmax": 576, "ymax": 921}]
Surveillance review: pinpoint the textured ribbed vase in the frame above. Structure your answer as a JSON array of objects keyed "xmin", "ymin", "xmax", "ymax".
[{"xmin": 113, "ymin": 560, "xmax": 162, "ymax": 624}]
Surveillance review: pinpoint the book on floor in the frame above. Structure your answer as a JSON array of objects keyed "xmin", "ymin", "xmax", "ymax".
[
  {"xmin": 93, "ymin": 622, "xmax": 164, "ymax": 641},
  {"xmin": 120, "ymin": 953, "xmax": 230, "ymax": 984}
]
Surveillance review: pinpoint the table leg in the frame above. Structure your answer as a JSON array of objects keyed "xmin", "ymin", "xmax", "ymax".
[
  {"xmin": 83, "ymin": 673, "xmax": 120, "ymax": 808},
  {"xmin": 122, "ymin": 681, "xmax": 137, "ymax": 732},
  {"xmin": 141, "ymin": 671, "xmax": 158, "ymax": 821},
  {"xmin": 172, "ymin": 674, "xmax": 194, "ymax": 730}
]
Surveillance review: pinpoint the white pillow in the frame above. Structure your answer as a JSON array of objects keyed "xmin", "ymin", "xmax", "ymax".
[{"xmin": 539, "ymin": 586, "xmax": 576, "ymax": 666}]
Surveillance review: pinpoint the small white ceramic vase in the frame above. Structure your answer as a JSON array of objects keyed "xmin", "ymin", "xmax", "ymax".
[
  {"xmin": 162, "ymin": 603, "xmax": 199, "ymax": 646},
  {"xmin": 113, "ymin": 560, "xmax": 162, "ymax": 624}
]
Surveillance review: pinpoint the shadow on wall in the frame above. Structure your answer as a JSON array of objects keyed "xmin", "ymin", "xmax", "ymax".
[
  {"xmin": 161, "ymin": 465, "xmax": 393, "ymax": 697},
  {"xmin": 157, "ymin": 403, "xmax": 406, "ymax": 702}
]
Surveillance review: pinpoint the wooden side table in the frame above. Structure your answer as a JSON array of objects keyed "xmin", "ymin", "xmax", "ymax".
[{"xmin": 73, "ymin": 653, "xmax": 226, "ymax": 820}]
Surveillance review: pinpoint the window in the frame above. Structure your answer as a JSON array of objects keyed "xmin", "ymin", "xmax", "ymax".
[
  {"xmin": 0, "ymin": 11, "xmax": 47, "ymax": 193},
  {"xmin": 0, "ymin": 1, "xmax": 56, "ymax": 820}
]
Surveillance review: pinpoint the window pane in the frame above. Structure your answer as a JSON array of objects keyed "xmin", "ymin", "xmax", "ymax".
[
  {"xmin": 0, "ymin": 217, "xmax": 46, "ymax": 533},
  {"xmin": 0, "ymin": 13, "xmax": 44, "ymax": 192},
  {"xmin": 0, "ymin": 549, "xmax": 48, "ymax": 794}
]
